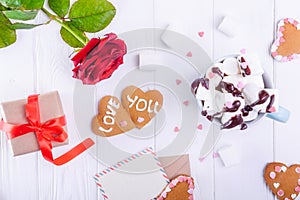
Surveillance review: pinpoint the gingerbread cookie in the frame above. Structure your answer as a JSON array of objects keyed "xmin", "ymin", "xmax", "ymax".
[
  {"xmin": 156, "ymin": 175, "xmax": 194, "ymax": 200},
  {"xmin": 122, "ymin": 86, "xmax": 163, "ymax": 129},
  {"xmin": 92, "ymin": 96, "xmax": 135, "ymax": 137},
  {"xmin": 264, "ymin": 162, "xmax": 300, "ymax": 200},
  {"xmin": 271, "ymin": 18, "xmax": 300, "ymax": 62}
]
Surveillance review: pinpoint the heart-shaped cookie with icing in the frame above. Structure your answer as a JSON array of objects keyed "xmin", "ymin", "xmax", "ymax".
[
  {"xmin": 92, "ymin": 96, "xmax": 135, "ymax": 137},
  {"xmin": 271, "ymin": 18, "xmax": 300, "ymax": 62},
  {"xmin": 121, "ymin": 86, "xmax": 163, "ymax": 129},
  {"xmin": 156, "ymin": 175, "xmax": 194, "ymax": 200},
  {"xmin": 264, "ymin": 162, "xmax": 300, "ymax": 200}
]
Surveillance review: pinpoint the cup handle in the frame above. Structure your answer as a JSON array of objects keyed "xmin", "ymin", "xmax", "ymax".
[{"xmin": 266, "ymin": 106, "xmax": 290, "ymax": 123}]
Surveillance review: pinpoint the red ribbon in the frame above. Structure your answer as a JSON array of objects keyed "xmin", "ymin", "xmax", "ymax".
[{"xmin": 0, "ymin": 94, "xmax": 94, "ymax": 166}]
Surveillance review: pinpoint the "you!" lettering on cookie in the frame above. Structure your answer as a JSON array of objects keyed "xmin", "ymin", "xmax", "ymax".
[
  {"xmin": 92, "ymin": 86, "xmax": 163, "ymax": 136},
  {"xmin": 122, "ymin": 85, "xmax": 163, "ymax": 129}
]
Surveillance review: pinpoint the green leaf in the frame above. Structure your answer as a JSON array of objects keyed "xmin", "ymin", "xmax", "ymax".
[
  {"xmin": 0, "ymin": 0, "xmax": 45, "ymax": 10},
  {"xmin": 48, "ymin": 0, "xmax": 69, "ymax": 18},
  {"xmin": 69, "ymin": 0, "xmax": 115, "ymax": 33},
  {"xmin": 10, "ymin": 22, "xmax": 41, "ymax": 29},
  {"xmin": 60, "ymin": 22, "xmax": 86, "ymax": 48},
  {"xmin": 0, "ymin": 3, "xmax": 8, "ymax": 10},
  {"xmin": 4, "ymin": 9, "xmax": 38, "ymax": 20},
  {"xmin": 0, "ymin": 12, "xmax": 16, "ymax": 48}
]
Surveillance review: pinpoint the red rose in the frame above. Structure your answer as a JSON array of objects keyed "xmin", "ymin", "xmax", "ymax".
[{"xmin": 71, "ymin": 33, "xmax": 127, "ymax": 85}]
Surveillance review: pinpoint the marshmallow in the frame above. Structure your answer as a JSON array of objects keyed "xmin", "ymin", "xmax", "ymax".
[
  {"xmin": 221, "ymin": 57, "xmax": 240, "ymax": 75},
  {"xmin": 217, "ymin": 16, "xmax": 239, "ymax": 38},
  {"xmin": 245, "ymin": 74, "xmax": 264, "ymax": 89},
  {"xmin": 242, "ymin": 83, "xmax": 261, "ymax": 104},
  {"xmin": 222, "ymin": 74, "xmax": 246, "ymax": 90}
]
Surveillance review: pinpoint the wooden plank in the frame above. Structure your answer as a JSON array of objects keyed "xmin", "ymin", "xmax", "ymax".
[
  {"xmin": 0, "ymin": 30, "xmax": 38, "ymax": 199},
  {"xmin": 274, "ymin": 0, "xmax": 300, "ymax": 165},
  {"xmin": 213, "ymin": 0, "xmax": 275, "ymax": 199},
  {"xmin": 154, "ymin": 0, "xmax": 215, "ymax": 199}
]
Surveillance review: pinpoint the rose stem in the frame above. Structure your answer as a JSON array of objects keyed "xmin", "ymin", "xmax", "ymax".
[{"xmin": 41, "ymin": 8, "xmax": 88, "ymax": 46}]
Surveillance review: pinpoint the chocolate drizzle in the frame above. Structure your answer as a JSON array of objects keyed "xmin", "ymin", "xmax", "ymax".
[
  {"xmin": 212, "ymin": 67, "xmax": 224, "ymax": 78},
  {"xmin": 191, "ymin": 78, "xmax": 201, "ymax": 95},
  {"xmin": 266, "ymin": 94, "xmax": 275, "ymax": 112},
  {"xmin": 221, "ymin": 114, "xmax": 244, "ymax": 129},
  {"xmin": 224, "ymin": 100, "xmax": 241, "ymax": 112},
  {"xmin": 239, "ymin": 57, "xmax": 251, "ymax": 77},
  {"xmin": 218, "ymin": 81, "xmax": 243, "ymax": 98},
  {"xmin": 250, "ymin": 90, "xmax": 269, "ymax": 107}
]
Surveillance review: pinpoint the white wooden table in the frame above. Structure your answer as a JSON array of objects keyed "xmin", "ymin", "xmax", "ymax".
[{"xmin": 1, "ymin": 0, "xmax": 300, "ymax": 199}]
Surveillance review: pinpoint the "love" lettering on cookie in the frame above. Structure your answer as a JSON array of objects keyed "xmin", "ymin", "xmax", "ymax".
[
  {"xmin": 156, "ymin": 175, "xmax": 194, "ymax": 200},
  {"xmin": 122, "ymin": 86, "xmax": 163, "ymax": 129},
  {"xmin": 92, "ymin": 96, "xmax": 135, "ymax": 137},
  {"xmin": 264, "ymin": 162, "xmax": 300, "ymax": 200}
]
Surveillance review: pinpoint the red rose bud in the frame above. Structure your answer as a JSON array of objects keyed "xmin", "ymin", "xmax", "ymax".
[{"xmin": 71, "ymin": 33, "xmax": 127, "ymax": 85}]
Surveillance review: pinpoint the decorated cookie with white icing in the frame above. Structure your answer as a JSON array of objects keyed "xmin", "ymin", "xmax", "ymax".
[
  {"xmin": 92, "ymin": 96, "xmax": 135, "ymax": 137},
  {"xmin": 156, "ymin": 175, "xmax": 194, "ymax": 200},
  {"xmin": 264, "ymin": 162, "xmax": 300, "ymax": 200},
  {"xmin": 122, "ymin": 86, "xmax": 163, "ymax": 129}
]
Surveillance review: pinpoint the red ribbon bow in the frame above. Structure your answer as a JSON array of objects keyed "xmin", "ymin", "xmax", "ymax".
[{"xmin": 0, "ymin": 94, "xmax": 94, "ymax": 166}]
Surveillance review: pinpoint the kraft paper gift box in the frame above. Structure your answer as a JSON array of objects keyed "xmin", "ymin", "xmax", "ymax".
[{"xmin": 0, "ymin": 91, "xmax": 68, "ymax": 156}]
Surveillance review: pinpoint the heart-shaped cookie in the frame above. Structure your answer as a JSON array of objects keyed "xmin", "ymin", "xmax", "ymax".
[
  {"xmin": 122, "ymin": 86, "xmax": 163, "ymax": 129},
  {"xmin": 271, "ymin": 18, "xmax": 300, "ymax": 62},
  {"xmin": 92, "ymin": 96, "xmax": 135, "ymax": 137},
  {"xmin": 156, "ymin": 175, "xmax": 194, "ymax": 200},
  {"xmin": 264, "ymin": 162, "xmax": 300, "ymax": 200}
]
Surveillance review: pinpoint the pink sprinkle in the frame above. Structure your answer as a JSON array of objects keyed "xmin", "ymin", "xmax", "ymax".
[
  {"xmin": 188, "ymin": 195, "xmax": 194, "ymax": 200},
  {"xmin": 198, "ymin": 31, "xmax": 204, "ymax": 37},
  {"xmin": 162, "ymin": 192, "xmax": 167, "ymax": 198},
  {"xmin": 268, "ymin": 106, "xmax": 276, "ymax": 113},
  {"xmin": 274, "ymin": 40, "xmax": 280, "ymax": 47},
  {"xmin": 174, "ymin": 126, "xmax": 180, "ymax": 132},
  {"xmin": 295, "ymin": 186, "xmax": 300, "ymax": 192},
  {"xmin": 240, "ymin": 49, "xmax": 246, "ymax": 54},
  {"xmin": 284, "ymin": 18, "xmax": 289, "ymax": 23},
  {"xmin": 278, "ymin": 32, "xmax": 283, "ymax": 38},
  {"xmin": 237, "ymin": 81, "xmax": 245, "ymax": 89},
  {"xmin": 294, "ymin": 20, "xmax": 299, "ymax": 26},
  {"xmin": 169, "ymin": 183, "xmax": 174, "ymax": 189},
  {"xmin": 269, "ymin": 171, "xmax": 276, "ymax": 179},
  {"xmin": 279, "ymin": 37, "xmax": 285, "ymax": 43},
  {"xmin": 277, "ymin": 189, "xmax": 284, "ymax": 197},
  {"xmin": 199, "ymin": 157, "xmax": 205, "ymax": 162},
  {"xmin": 186, "ymin": 51, "xmax": 193, "ymax": 57},
  {"xmin": 295, "ymin": 167, "xmax": 300, "ymax": 173},
  {"xmin": 281, "ymin": 56, "xmax": 288, "ymax": 62},
  {"xmin": 120, "ymin": 120, "xmax": 127, "ymax": 127},
  {"xmin": 225, "ymin": 101, "xmax": 233, "ymax": 108},
  {"xmin": 298, "ymin": 178, "xmax": 300, "ymax": 185},
  {"xmin": 284, "ymin": 198, "xmax": 289, "ymax": 200},
  {"xmin": 188, "ymin": 189, "xmax": 194, "ymax": 194},
  {"xmin": 288, "ymin": 18, "xmax": 294, "ymax": 24},
  {"xmin": 157, "ymin": 197, "xmax": 164, "ymax": 200},
  {"xmin": 197, "ymin": 124, "xmax": 203, "ymax": 130},
  {"xmin": 178, "ymin": 176, "xmax": 185, "ymax": 182},
  {"xmin": 137, "ymin": 117, "xmax": 144, "ymax": 123},
  {"xmin": 240, "ymin": 62, "xmax": 248, "ymax": 69},
  {"xmin": 213, "ymin": 152, "xmax": 220, "ymax": 158},
  {"xmin": 183, "ymin": 100, "xmax": 189, "ymax": 106},
  {"xmin": 275, "ymin": 166, "xmax": 282, "ymax": 172},
  {"xmin": 279, "ymin": 26, "xmax": 285, "ymax": 32},
  {"xmin": 272, "ymin": 51, "xmax": 278, "ymax": 57},
  {"xmin": 172, "ymin": 179, "xmax": 179, "ymax": 185},
  {"xmin": 176, "ymin": 79, "xmax": 182, "ymax": 85},
  {"xmin": 208, "ymin": 72, "xmax": 215, "ymax": 79}
]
